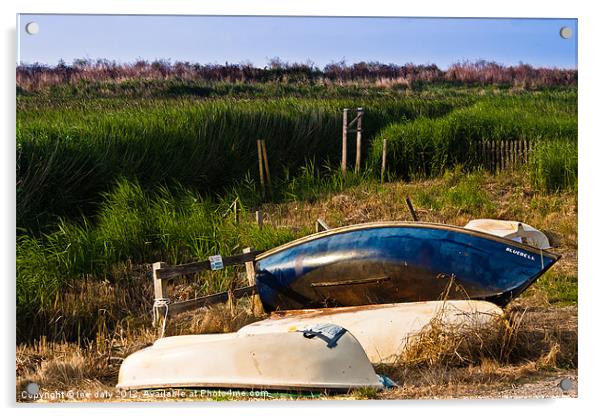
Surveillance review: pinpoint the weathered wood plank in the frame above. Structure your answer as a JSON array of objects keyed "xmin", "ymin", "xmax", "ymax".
[
  {"xmin": 257, "ymin": 139, "xmax": 265, "ymax": 198},
  {"xmin": 512, "ymin": 140, "xmax": 518, "ymax": 169},
  {"xmin": 243, "ymin": 247, "xmax": 263, "ymax": 314},
  {"xmin": 156, "ymin": 251, "xmax": 263, "ymax": 280},
  {"xmin": 483, "ymin": 141, "xmax": 491, "ymax": 171},
  {"xmin": 347, "ymin": 113, "xmax": 361, "ymax": 128},
  {"xmin": 255, "ymin": 210, "xmax": 263, "ymax": 228},
  {"xmin": 153, "ymin": 262, "xmax": 168, "ymax": 299},
  {"xmin": 519, "ymin": 140, "xmax": 527, "ymax": 163},
  {"xmin": 315, "ymin": 218, "xmax": 330, "ymax": 232},
  {"xmin": 243, "ymin": 247, "xmax": 256, "ymax": 286},
  {"xmin": 168, "ymin": 285, "xmax": 257, "ymax": 315},
  {"xmin": 152, "ymin": 261, "xmax": 168, "ymax": 327},
  {"xmin": 260, "ymin": 140, "xmax": 272, "ymax": 196},
  {"xmin": 405, "ymin": 196, "xmax": 418, "ymax": 221}
]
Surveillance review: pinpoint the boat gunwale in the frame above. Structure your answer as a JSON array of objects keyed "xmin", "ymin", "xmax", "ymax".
[
  {"xmin": 116, "ymin": 380, "xmax": 382, "ymax": 392},
  {"xmin": 255, "ymin": 221, "xmax": 561, "ymax": 261}
]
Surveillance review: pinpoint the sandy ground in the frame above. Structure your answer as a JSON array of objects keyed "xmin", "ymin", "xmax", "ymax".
[
  {"xmin": 485, "ymin": 371, "xmax": 577, "ymax": 399},
  {"xmin": 382, "ymin": 371, "xmax": 578, "ymax": 400}
]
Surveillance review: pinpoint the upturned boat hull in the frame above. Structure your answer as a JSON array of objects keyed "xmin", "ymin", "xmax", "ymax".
[
  {"xmin": 117, "ymin": 329, "xmax": 382, "ymax": 391},
  {"xmin": 238, "ymin": 300, "xmax": 503, "ymax": 364},
  {"xmin": 254, "ymin": 222, "xmax": 559, "ymax": 311}
]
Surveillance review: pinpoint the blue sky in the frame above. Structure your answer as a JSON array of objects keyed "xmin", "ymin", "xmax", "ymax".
[{"xmin": 17, "ymin": 15, "xmax": 578, "ymax": 68}]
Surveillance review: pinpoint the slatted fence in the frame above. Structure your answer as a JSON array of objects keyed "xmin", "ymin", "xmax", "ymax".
[{"xmin": 477, "ymin": 139, "xmax": 534, "ymax": 172}]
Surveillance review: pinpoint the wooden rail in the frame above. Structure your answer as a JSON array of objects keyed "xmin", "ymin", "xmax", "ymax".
[
  {"xmin": 168, "ymin": 285, "xmax": 257, "ymax": 315},
  {"xmin": 156, "ymin": 250, "xmax": 262, "ymax": 281},
  {"xmin": 152, "ymin": 248, "xmax": 263, "ymax": 328}
]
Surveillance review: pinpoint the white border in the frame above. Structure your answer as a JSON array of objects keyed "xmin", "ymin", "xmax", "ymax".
[{"xmin": 3, "ymin": 1, "xmax": 600, "ymax": 415}]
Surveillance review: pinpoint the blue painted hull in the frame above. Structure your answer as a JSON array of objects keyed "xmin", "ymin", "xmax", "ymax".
[{"xmin": 254, "ymin": 222, "xmax": 559, "ymax": 311}]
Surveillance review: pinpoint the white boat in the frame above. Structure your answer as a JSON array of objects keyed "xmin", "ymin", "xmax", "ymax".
[
  {"xmin": 238, "ymin": 300, "xmax": 503, "ymax": 364},
  {"xmin": 464, "ymin": 219, "xmax": 551, "ymax": 249},
  {"xmin": 117, "ymin": 325, "xmax": 383, "ymax": 391}
]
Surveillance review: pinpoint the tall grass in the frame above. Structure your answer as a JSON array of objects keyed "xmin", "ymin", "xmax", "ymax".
[
  {"xmin": 529, "ymin": 140, "xmax": 578, "ymax": 193},
  {"xmin": 17, "ymin": 96, "xmax": 466, "ymax": 230},
  {"xmin": 16, "ymin": 178, "xmax": 300, "ymax": 341},
  {"xmin": 369, "ymin": 92, "xmax": 577, "ymax": 183},
  {"xmin": 279, "ymin": 159, "xmax": 374, "ymax": 202},
  {"xmin": 413, "ymin": 167, "xmax": 494, "ymax": 216}
]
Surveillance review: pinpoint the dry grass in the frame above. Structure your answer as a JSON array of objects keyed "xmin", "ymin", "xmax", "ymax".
[
  {"xmin": 264, "ymin": 170, "xmax": 576, "ymax": 246},
  {"xmin": 167, "ymin": 301, "xmax": 266, "ymax": 336},
  {"xmin": 16, "ymin": 304, "xmax": 577, "ymax": 402},
  {"xmin": 377, "ymin": 304, "xmax": 577, "ymax": 399},
  {"xmin": 388, "ymin": 306, "xmax": 576, "ymax": 372},
  {"xmin": 16, "ymin": 298, "xmax": 267, "ymax": 402}
]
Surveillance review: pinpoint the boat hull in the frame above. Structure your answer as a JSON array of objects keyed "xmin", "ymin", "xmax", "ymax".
[
  {"xmin": 254, "ymin": 222, "xmax": 559, "ymax": 311},
  {"xmin": 238, "ymin": 300, "xmax": 503, "ymax": 364},
  {"xmin": 117, "ymin": 330, "xmax": 381, "ymax": 391}
]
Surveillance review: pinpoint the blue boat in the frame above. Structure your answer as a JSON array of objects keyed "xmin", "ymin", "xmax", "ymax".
[{"xmin": 254, "ymin": 222, "xmax": 560, "ymax": 311}]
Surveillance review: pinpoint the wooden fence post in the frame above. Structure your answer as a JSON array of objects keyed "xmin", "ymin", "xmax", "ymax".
[
  {"xmin": 381, "ymin": 139, "xmax": 387, "ymax": 182},
  {"xmin": 405, "ymin": 196, "xmax": 419, "ymax": 221},
  {"xmin": 260, "ymin": 140, "xmax": 272, "ymax": 197},
  {"xmin": 152, "ymin": 261, "xmax": 168, "ymax": 328},
  {"xmin": 243, "ymin": 247, "xmax": 256, "ymax": 287},
  {"xmin": 484, "ymin": 141, "xmax": 489, "ymax": 171},
  {"xmin": 495, "ymin": 140, "xmax": 500, "ymax": 172},
  {"xmin": 257, "ymin": 140, "xmax": 265, "ymax": 198},
  {"xmin": 480, "ymin": 141, "xmax": 484, "ymax": 171},
  {"xmin": 518, "ymin": 140, "xmax": 527, "ymax": 163},
  {"xmin": 341, "ymin": 108, "xmax": 348, "ymax": 176},
  {"xmin": 513, "ymin": 140, "xmax": 520, "ymax": 169},
  {"xmin": 255, "ymin": 210, "xmax": 263, "ymax": 228},
  {"xmin": 243, "ymin": 247, "xmax": 264, "ymax": 314},
  {"xmin": 355, "ymin": 108, "xmax": 363, "ymax": 174}
]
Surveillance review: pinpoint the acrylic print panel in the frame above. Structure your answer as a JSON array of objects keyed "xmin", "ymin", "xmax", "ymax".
[{"xmin": 16, "ymin": 14, "xmax": 577, "ymax": 402}]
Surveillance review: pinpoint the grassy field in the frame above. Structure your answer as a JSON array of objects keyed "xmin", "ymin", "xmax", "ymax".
[
  {"xmin": 17, "ymin": 93, "xmax": 473, "ymax": 231},
  {"xmin": 370, "ymin": 91, "xmax": 577, "ymax": 181},
  {"xmin": 16, "ymin": 72, "xmax": 577, "ymax": 400},
  {"xmin": 16, "ymin": 170, "xmax": 578, "ymax": 401}
]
